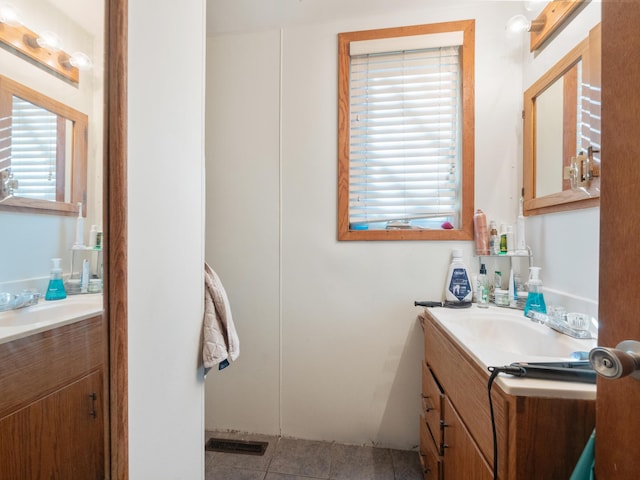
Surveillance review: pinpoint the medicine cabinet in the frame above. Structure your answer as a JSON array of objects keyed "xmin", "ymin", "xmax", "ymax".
[{"xmin": 523, "ymin": 24, "xmax": 601, "ymax": 216}]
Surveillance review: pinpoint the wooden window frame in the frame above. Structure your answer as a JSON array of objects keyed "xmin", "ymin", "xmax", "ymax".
[
  {"xmin": 0, "ymin": 75, "xmax": 88, "ymax": 216},
  {"xmin": 337, "ymin": 20, "xmax": 475, "ymax": 241}
]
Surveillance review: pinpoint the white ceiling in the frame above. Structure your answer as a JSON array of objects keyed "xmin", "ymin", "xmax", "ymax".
[
  {"xmin": 206, "ymin": 0, "xmax": 479, "ymax": 34},
  {"xmin": 46, "ymin": 0, "xmax": 103, "ymax": 35}
]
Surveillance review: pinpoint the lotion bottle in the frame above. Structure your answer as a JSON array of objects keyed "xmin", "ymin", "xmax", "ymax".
[{"xmin": 444, "ymin": 249, "xmax": 473, "ymax": 303}]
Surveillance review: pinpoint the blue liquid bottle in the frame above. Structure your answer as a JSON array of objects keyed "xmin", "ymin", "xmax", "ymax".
[
  {"xmin": 524, "ymin": 266, "xmax": 546, "ymax": 316},
  {"xmin": 45, "ymin": 258, "xmax": 67, "ymax": 301}
]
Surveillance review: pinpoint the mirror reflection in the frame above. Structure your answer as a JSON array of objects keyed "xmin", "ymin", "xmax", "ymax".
[
  {"xmin": 0, "ymin": 0, "xmax": 103, "ymax": 299},
  {"xmin": 0, "ymin": 75, "xmax": 88, "ymax": 211},
  {"xmin": 535, "ymin": 59, "xmax": 581, "ymax": 198},
  {"xmin": 523, "ymin": 23, "xmax": 601, "ymax": 216}
]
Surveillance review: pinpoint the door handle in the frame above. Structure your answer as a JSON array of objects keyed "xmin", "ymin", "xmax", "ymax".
[{"xmin": 589, "ymin": 341, "xmax": 640, "ymax": 380}]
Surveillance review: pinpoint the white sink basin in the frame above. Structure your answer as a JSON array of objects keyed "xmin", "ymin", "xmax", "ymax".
[
  {"xmin": 436, "ymin": 307, "xmax": 594, "ymax": 358},
  {"xmin": 424, "ymin": 305, "xmax": 597, "ymax": 399},
  {"xmin": 0, "ymin": 294, "xmax": 103, "ymax": 344}
]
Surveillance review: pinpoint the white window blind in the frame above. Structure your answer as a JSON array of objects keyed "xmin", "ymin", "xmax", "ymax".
[
  {"xmin": 580, "ymin": 65, "xmax": 601, "ymax": 159},
  {"xmin": 349, "ymin": 45, "xmax": 462, "ymax": 230},
  {"xmin": 11, "ymin": 96, "xmax": 58, "ymax": 201}
]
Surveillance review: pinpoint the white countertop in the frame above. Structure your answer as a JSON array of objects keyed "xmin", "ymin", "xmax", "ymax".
[
  {"xmin": 0, "ymin": 294, "xmax": 104, "ymax": 345},
  {"xmin": 424, "ymin": 305, "xmax": 597, "ymax": 400}
]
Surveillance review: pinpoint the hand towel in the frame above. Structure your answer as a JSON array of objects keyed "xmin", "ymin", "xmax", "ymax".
[{"xmin": 203, "ymin": 262, "xmax": 239, "ymax": 372}]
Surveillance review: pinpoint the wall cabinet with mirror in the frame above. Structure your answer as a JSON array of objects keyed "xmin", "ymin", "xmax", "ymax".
[{"xmin": 523, "ymin": 23, "xmax": 601, "ymax": 216}]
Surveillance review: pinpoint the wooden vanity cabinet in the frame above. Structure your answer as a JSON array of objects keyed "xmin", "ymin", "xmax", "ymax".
[
  {"xmin": 0, "ymin": 315, "xmax": 107, "ymax": 479},
  {"xmin": 419, "ymin": 311, "xmax": 595, "ymax": 480}
]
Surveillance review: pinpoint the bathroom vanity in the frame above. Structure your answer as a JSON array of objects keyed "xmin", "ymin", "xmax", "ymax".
[
  {"xmin": 419, "ymin": 307, "xmax": 596, "ymax": 480},
  {"xmin": 0, "ymin": 296, "xmax": 106, "ymax": 479}
]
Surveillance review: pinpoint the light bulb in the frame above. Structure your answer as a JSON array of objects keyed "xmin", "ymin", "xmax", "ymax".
[
  {"xmin": 0, "ymin": 2, "xmax": 21, "ymax": 26},
  {"xmin": 36, "ymin": 31, "xmax": 63, "ymax": 51},
  {"xmin": 69, "ymin": 52, "xmax": 92, "ymax": 70},
  {"xmin": 506, "ymin": 14, "xmax": 532, "ymax": 34},
  {"xmin": 525, "ymin": 0, "xmax": 547, "ymax": 13}
]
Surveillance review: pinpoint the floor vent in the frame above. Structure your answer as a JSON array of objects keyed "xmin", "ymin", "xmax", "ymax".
[{"xmin": 205, "ymin": 437, "xmax": 269, "ymax": 456}]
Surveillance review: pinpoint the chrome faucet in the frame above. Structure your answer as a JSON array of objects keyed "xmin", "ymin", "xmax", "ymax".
[
  {"xmin": 526, "ymin": 310, "xmax": 594, "ymax": 340},
  {"xmin": 0, "ymin": 290, "xmax": 41, "ymax": 312}
]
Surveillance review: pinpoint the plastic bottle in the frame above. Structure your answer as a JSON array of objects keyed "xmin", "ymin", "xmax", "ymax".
[
  {"xmin": 45, "ymin": 258, "xmax": 67, "ymax": 301},
  {"xmin": 81, "ymin": 259, "xmax": 90, "ymax": 293},
  {"xmin": 445, "ymin": 249, "xmax": 473, "ymax": 303},
  {"xmin": 489, "ymin": 221, "xmax": 499, "ymax": 255},
  {"xmin": 477, "ymin": 264, "xmax": 489, "ymax": 308},
  {"xmin": 499, "ymin": 223, "xmax": 507, "ymax": 254},
  {"xmin": 516, "ymin": 197, "xmax": 527, "ymax": 254},
  {"xmin": 508, "ymin": 268, "xmax": 518, "ymax": 307},
  {"xmin": 524, "ymin": 267, "xmax": 547, "ymax": 316},
  {"xmin": 506, "ymin": 225, "xmax": 515, "ymax": 255},
  {"xmin": 473, "ymin": 209, "xmax": 489, "ymax": 255},
  {"xmin": 74, "ymin": 202, "xmax": 84, "ymax": 247},
  {"xmin": 89, "ymin": 225, "xmax": 98, "ymax": 248}
]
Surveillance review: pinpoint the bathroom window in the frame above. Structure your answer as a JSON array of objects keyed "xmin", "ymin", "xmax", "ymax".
[{"xmin": 337, "ymin": 20, "xmax": 475, "ymax": 241}]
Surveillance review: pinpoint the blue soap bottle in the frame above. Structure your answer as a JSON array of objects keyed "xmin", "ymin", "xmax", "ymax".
[
  {"xmin": 524, "ymin": 266, "xmax": 546, "ymax": 316},
  {"xmin": 45, "ymin": 258, "xmax": 67, "ymax": 301}
]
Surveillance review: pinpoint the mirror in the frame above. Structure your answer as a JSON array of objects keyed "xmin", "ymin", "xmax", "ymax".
[
  {"xmin": 523, "ymin": 23, "xmax": 601, "ymax": 216},
  {"xmin": 0, "ymin": 74, "xmax": 88, "ymax": 216},
  {"xmin": 0, "ymin": 0, "xmax": 103, "ymax": 293}
]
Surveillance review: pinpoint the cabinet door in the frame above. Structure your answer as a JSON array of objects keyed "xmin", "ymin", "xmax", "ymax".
[
  {"xmin": 422, "ymin": 362, "xmax": 444, "ymax": 452},
  {"xmin": 443, "ymin": 397, "xmax": 492, "ymax": 480},
  {"xmin": 0, "ymin": 371, "xmax": 105, "ymax": 480}
]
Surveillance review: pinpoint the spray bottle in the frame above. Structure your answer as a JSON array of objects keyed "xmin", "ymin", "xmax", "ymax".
[
  {"xmin": 477, "ymin": 264, "xmax": 489, "ymax": 308},
  {"xmin": 45, "ymin": 258, "xmax": 67, "ymax": 301}
]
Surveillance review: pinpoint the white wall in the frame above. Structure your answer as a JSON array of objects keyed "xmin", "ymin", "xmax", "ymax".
[
  {"xmin": 127, "ymin": 0, "xmax": 206, "ymax": 478},
  {"xmin": 205, "ymin": 1, "xmax": 527, "ymax": 449}
]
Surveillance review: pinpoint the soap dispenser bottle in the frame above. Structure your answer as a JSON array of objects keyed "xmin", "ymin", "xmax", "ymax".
[
  {"xmin": 45, "ymin": 258, "xmax": 67, "ymax": 301},
  {"xmin": 524, "ymin": 267, "xmax": 546, "ymax": 316}
]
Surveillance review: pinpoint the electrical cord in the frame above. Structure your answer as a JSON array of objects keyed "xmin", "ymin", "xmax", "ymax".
[{"xmin": 487, "ymin": 366, "xmax": 525, "ymax": 480}]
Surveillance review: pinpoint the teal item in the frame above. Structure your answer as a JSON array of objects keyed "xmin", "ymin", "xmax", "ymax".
[
  {"xmin": 524, "ymin": 266, "xmax": 546, "ymax": 315},
  {"xmin": 45, "ymin": 279, "xmax": 67, "ymax": 300},
  {"xmin": 45, "ymin": 258, "xmax": 67, "ymax": 301},
  {"xmin": 570, "ymin": 430, "xmax": 595, "ymax": 480},
  {"xmin": 524, "ymin": 291, "xmax": 546, "ymax": 316}
]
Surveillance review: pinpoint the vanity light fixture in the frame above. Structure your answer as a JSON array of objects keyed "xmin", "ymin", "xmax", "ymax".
[
  {"xmin": 508, "ymin": 0, "xmax": 588, "ymax": 52},
  {"xmin": 0, "ymin": 8, "xmax": 92, "ymax": 84}
]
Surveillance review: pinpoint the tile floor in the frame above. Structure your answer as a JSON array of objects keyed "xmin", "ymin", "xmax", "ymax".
[{"xmin": 205, "ymin": 431, "xmax": 423, "ymax": 480}]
